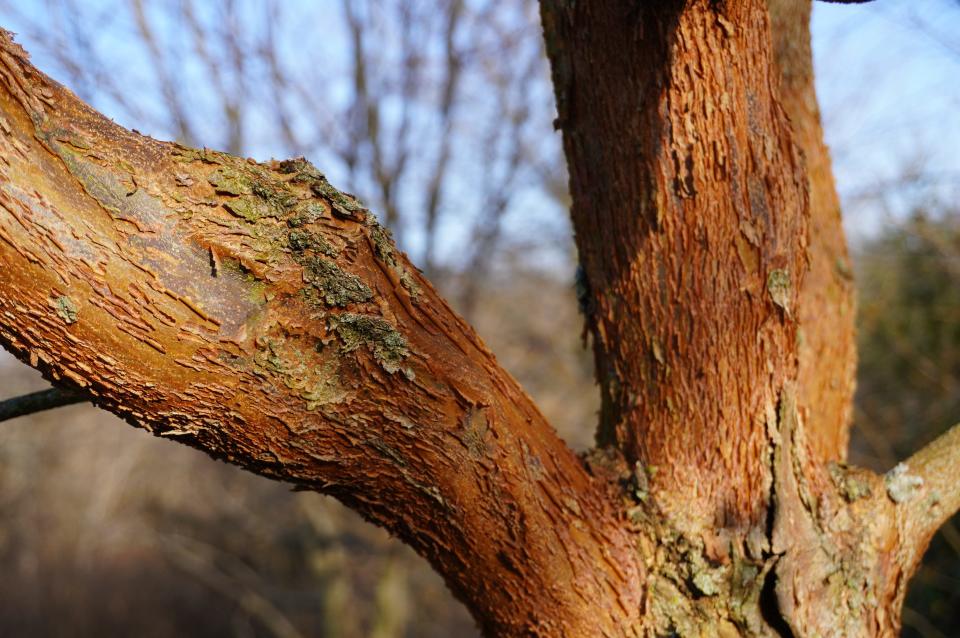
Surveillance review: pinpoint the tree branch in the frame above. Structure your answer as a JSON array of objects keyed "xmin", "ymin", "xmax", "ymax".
[
  {"xmin": 0, "ymin": 386, "xmax": 86, "ymax": 422},
  {"xmin": 893, "ymin": 423, "xmax": 960, "ymax": 557},
  {"xmin": 0, "ymin": 28, "xmax": 642, "ymax": 635}
]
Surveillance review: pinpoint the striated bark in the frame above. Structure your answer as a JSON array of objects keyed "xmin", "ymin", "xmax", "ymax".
[
  {"xmin": 542, "ymin": 0, "xmax": 959, "ymax": 636},
  {"xmin": 0, "ymin": 30, "xmax": 643, "ymax": 637},
  {"xmin": 768, "ymin": 0, "xmax": 856, "ymax": 465},
  {"xmin": 542, "ymin": 0, "xmax": 808, "ymax": 533}
]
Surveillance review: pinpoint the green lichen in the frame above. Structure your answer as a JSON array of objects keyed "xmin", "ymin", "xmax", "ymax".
[
  {"xmin": 766, "ymin": 268, "xmax": 791, "ymax": 315},
  {"xmin": 287, "ymin": 203, "xmax": 327, "ymax": 228},
  {"xmin": 172, "ymin": 145, "xmax": 225, "ymax": 165},
  {"xmin": 252, "ymin": 181, "xmax": 296, "ymax": 208},
  {"xmin": 257, "ymin": 339, "xmax": 286, "ymax": 374},
  {"xmin": 330, "ymin": 313, "xmax": 409, "ymax": 374},
  {"xmin": 287, "ymin": 229, "xmax": 314, "ymax": 251},
  {"xmin": 54, "ymin": 296, "xmax": 78, "ymax": 324},
  {"xmin": 312, "ymin": 178, "xmax": 366, "ymax": 220},
  {"xmin": 399, "ymin": 270, "xmax": 422, "ymax": 300},
  {"xmin": 368, "ymin": 219, "xmax": 422, "ymax": 300},
  {"xmin": 302, "ymin": 257, "xmax": 372, "ymax": 307},
  {"xmin": 51, "ymin": 130, "xmax": 91, "ymax": 151},
  {"xmin": 208, "ymin": 167, "xmax": 253, "ymax": 196},
  {"xmin": 209, "ymin": 166, "xmax": 297, "ymax": 221},
  {"xmin": 631, "ymin": 461, "xmax": 657, "ymax": 502},
  {"xmin": 223, "ymin": 198, "xmax": 270, "ymax": 222},
  {"xmin": 301, "ymin": 361, "xmax": 347, "ymax": 410},
  {"xmin": 828, "ymin": 462, "xmax": 873, "ymax": 502},
  {"xmin": 276, "ymin": 157, "xmax": 366, "ymax": 220},
  {"xmin": 278, "ymin": 157, "xmax": 324, "ymax": 184},
  {"xmin": 369, "ymin": 221, "xmax": 397, "ymax": 265},
  {"xmin": 288, "ymin": 229, "xmax": 338, "ymax": 257},
  {"xmin": 691, "ymin": 568, "xmax": 724, "ymax": 597}
]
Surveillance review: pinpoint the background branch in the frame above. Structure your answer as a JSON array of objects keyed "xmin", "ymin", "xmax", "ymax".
[{"xmin": 0, "ymin": 387, "xmax": 85, "ymax": 423}]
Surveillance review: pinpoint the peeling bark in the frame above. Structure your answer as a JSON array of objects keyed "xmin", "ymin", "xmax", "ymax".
[
  {"xmin": 542, "ymin": 0, "xmax": 808, "ymax": 533},
  {"xmin": 0, "ymin": 30, "xmax": 643, "ymax": 637},
  {"xmin": 768, "ymin": 0, "xmax": 856, "ymax": 464},
  {"xmin": 542, "ymin": 0, "xmax": 957, "ymax": 636}
]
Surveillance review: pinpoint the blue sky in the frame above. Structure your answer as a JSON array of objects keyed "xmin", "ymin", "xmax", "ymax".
[
  {"xmin": 812, "ymin": 1, "xmax": 960, "ymax": 240},
  {"xmin": 1, "ymin": 0, "xmax": 958, "ymax": 250}
]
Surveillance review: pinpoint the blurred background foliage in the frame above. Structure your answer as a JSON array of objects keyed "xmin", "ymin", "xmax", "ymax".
[
  {"xmin": 0, "ymin": 0, "xmax": 957, "ymax": 636},
  {"xmin": 853, "ymin": 208, "xmax": 960, "ymax": 638}
]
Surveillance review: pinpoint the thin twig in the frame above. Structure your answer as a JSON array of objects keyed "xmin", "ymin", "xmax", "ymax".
[{"xmin": 0, "ymin": 387, "xmax": 87, "ymax": 423}]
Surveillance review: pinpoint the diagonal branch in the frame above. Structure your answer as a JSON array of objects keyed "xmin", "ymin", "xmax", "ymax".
[
  {"xmin": 891, "ymin": 423, "xmax": 960, "ymax": 559},
  {"xmin": 0, "ymin": 29, "xmax": 642, "ymax": 635}
]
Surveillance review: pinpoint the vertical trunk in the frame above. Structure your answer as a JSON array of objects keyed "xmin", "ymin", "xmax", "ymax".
[
  {"xmin": 768, "ymin": 0, "xmax": 856, "ymax": 464},
  {"xmin": 542, "ymin": 0, "xmax": 809, "ymax": 533},
  {"xmin": 543, "ymin": 2, "xmax": 932, "ymax": 636}
]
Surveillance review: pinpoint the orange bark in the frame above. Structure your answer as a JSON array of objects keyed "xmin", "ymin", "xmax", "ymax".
[
  {"xmin": 769, "ymin": 0, "xmax": 856, "ymax": 464},
  {"xmin": 0, "ymin": 30, "xmax": 642, "ymax": 636},
  {"xmin": 543, "ymin": 0, "xmax": 808, "ymax": 531}
]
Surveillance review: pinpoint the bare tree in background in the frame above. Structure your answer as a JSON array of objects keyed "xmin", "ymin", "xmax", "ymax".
[{"xmin": 0, "ymin": 0, "xmax": 566, "ymax": 298}]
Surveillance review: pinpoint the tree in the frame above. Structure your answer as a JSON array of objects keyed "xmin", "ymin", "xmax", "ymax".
[{"xmin": 0, "ymin": 1, "xmax": 957, "ymax": 636}]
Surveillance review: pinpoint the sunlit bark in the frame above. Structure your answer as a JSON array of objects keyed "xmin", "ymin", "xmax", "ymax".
[{"xmin": 1, "ymin": 0, "xmax": 956, "ymax": 634}]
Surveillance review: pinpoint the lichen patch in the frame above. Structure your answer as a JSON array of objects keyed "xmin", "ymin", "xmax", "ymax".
[
  {"xmin": 885, "ymin": 463, "xmax": 924, "ymax": 504},
  {"xmin": 329, "ymin": 313, "xmax": 409, "ymax": 374},
  {"xmin": 54, "ymin": 295, "xmax": 78, "ymax": 324}
]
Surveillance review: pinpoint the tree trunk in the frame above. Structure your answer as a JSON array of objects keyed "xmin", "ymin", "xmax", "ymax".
[
  {"xmin": 1, "ymin": 2, "xmax": 958, "ymax": 636},
  {"xmin": 541, "ymin": 0, "xmax": 956, "ymax": 635},
  {"xmin": 767, "ymin": 0, "xmax": 856, "ymax": 465}
]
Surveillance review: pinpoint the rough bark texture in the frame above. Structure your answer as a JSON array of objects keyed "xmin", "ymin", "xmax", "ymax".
[
  {"xmin": 768, "ymin": 0, "xmax": 856, "ymax": 464},
  {"xmin": 1, "ymin": 1, "xmax": 958, "ymax": 636},
  {"xmin": 543, "ymin": 0, "xmax": 808, "ymax": 532},
  {"xmin": 542, "ymin": 0, "xmax": 955, "ymax": 636},
  {"xmin": 0, "ymin": 30, "xmax": 643, "ymax": 637}
]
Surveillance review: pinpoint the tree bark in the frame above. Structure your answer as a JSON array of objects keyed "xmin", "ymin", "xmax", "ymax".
[
  {"xmin": 0, "ymin": 30, "xmax": 643, "ymax": 637},
  {"xmin": 768, "ymin": 0, "xmax": 856, "ymax": 465},
  {"xmin": 541, "ymin": 0, "xmax": 958, "ymax": 635},
  {"xmin": 542, "ymin": 0, "xmax": 808, "ymax": 533},
  {"xmin": 1, "ymin": 1, "xmax": 959, "ymax": 635}
]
